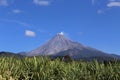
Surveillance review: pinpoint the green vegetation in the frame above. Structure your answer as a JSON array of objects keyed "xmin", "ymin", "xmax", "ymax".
[{"xmin": 0, "ymin": 57, "xmax": 120, "ymax": 80}]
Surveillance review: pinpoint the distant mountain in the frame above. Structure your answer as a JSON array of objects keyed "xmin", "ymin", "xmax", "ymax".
[
  {"xmin": 0, "ymin": 51, "xmax": 23, "ymax": 57},
  {"xmin": 28, "ymin": 33, "xmax": 86, "ymax": 56},
  {"xmin": 53, "ymin": 48, "xmax": 117, "ymax": 61},
  {"xmin": 27, "ymin": 32, "xmax": 120, "ymax": 61},
  {"xmin": 111, "ymin": 54, "xmax": 120, "ymax": 59},
  {"xmin": 18, "ymin": 52, "xmax": 27, "ymax": 56}
]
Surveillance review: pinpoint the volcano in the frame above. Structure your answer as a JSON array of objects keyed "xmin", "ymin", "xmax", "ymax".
[{"xmin": 27, "ymin": 32, "xmax": 118, "ymax": 60}]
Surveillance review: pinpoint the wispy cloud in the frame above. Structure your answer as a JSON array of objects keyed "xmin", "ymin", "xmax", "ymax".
[
  {"xmin": 0, "ymin": 19, "xmax": 31, "ymax": 27},
  {"xmin": 107, "ymin": 1, "xmax": 120, "ymax": 7},
  {"xmin": 0, "ymin": 0, "xmax": 8, "ymax": 6},
  {"xmin": 95, "ymin": 0, "xmax": 120, "ymax": 14},
  {"xmin": 92, "ymin": 0, "xmax": 95, "ymax": 5},
  {"xmin": 33, "ymin": 0, "xmax": 50, "ymax": 6},
  {"xmin": 25, "ymin": 30, "xmax": 36, "ymax": 37},
  {"xmin": 77, "ymin": 32, "xmax": 83, "ymax": 35},
  {"xmin": 12, "ymin": 9, "xmax": 22, "ymax": 14},
  {"xmin": 97, "ymin": 9, "xmax": 104, "ymax": 14}
]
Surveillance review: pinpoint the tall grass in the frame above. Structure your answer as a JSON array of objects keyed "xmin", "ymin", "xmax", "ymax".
[{"xmin": 0, "ymin": 56, "xmax": 120, "ymax": 80}]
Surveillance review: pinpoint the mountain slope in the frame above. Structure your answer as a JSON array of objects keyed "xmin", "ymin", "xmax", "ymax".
[
  {"xmin": 0, "ymin": 51, "xmax": 23, "ymax": 57},
  {"xmin": 27, "ymin": 33, "xmax": 119, "ymax": 60},
  {"xmin": 18, "ymin": 52, "xmax": 27, "ymax": 56},
  {"xmin": 28, "ymin": 33, "xmax": 86, "ymax": 56},
  {"xmin": 53, "ymin": 48, "xmax": 116, "ymax": 61}
]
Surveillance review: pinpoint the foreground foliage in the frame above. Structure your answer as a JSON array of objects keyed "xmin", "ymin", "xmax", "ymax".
[{"xmin": 0, "ymin": 57, "xmax": 120, "ymax": 80}]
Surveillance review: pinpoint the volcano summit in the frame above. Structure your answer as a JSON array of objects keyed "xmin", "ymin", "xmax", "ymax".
[{"xmin": 27, "ymin": 33, "xmax": 118, "ymax": 61}]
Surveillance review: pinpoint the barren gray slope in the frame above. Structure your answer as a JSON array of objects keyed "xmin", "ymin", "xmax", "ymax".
[
  {"xmin": 28, "ymin": 34, "xmax": 86, "ymax": 56},
  {"xmin": 27, "ymin": 34, "xmax": 116, "ymax": 61}
]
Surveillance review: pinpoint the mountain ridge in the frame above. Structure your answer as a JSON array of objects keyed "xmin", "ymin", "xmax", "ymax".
[
  {"xmin": 0, "ymin": 51, "xmax": 23, "ymax": 57},
  {"xmin": 0, "ymin": 32, "xmax": 119, "ymax": 61},
  {"xmin": 27, "ymin": 33, "xmax": 120, "ymax": 61},
  {"xmin": 28, "ymin": 33, "xmax": 86, "ymax": 56}
]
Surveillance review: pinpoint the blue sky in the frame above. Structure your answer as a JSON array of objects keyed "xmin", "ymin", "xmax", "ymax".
[{"xmin": 0, "ymin": 0, "xmax": 120, "ymax": 54}]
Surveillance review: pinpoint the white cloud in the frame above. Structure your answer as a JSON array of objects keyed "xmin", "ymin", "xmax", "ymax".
[
  {"xmin": 0, "ymin": 0, "xmax": 8, "ymax": 6},
  {"xmin": 97, "ymin": 9, "xmax": 104, "ymax": 14},
  {"xmin": 92, "ymin": 0, "xmax": 95, "ymax": 5},
  {"xmin": 12, "ymin": 9, "xmax": 22, "ymax": 14},
  {"xmin": 25, "ymin": 30, "xmax": 36, "ymax": 37},
  {"xmin": 33, "ymin": 0, "xmax": 50, "ymax": 6},
  {"xmin": 109, "ymin": 0, "xmax": 116, "ymax": 1},
  {"xmin": 107, "ymin": 1, "xmax": 120, "ymax": 7},
  {"xmin": 58, "ymin": 32, "xmax": 64, "ymax": 35}
]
